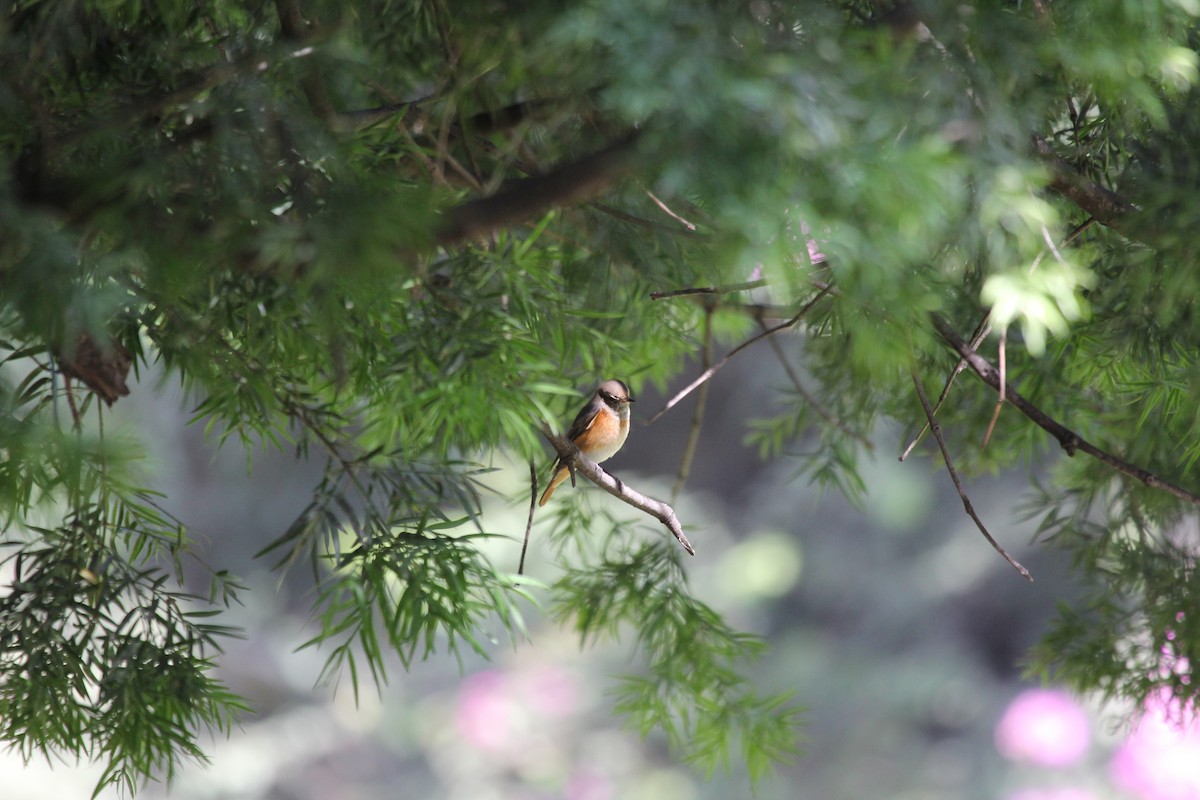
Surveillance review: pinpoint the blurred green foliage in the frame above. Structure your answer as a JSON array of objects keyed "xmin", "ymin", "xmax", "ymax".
[{"xmin": 2, "ymin": 0, "xmax": 1200, "ymax": 794}]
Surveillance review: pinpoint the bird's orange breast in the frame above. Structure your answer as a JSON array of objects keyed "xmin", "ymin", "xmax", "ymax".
[{"xmin": 574, "ymin": 407, "xmax": 628, "ymax": 463}]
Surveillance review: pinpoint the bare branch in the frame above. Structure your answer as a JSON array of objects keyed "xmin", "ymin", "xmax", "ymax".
[
  {"xmin": 437, "ymin": 133, "xmax": 640, "ymax": 246},
  {"xmin": 931, "ymin": 314, "xmax": 1200, "ymax": 507},
  {"xmin": 646, "ymin": 285, "xmax": 832, "ymax": 425},
  {"xmin": 900, "ymin": 314, "xmax": 990, "ymax": 461},
  {"xmin": 646, "ymin": 190, "xmax": 697, "ymax": 232},
  {"xmin": 519, "ymin": 459, "xmax": 538, "ymax": 575},
  {"xmin": 274, "ymin": 0, "xmax": 336, "ymax": 125},
  {"xmin": 540, "ymin": 430, "xmax": 695, "ymax": 556},
  {"xmin": 650, "ymin": 279, "xmax": 767, "ymax": 300},
  {"xmin": 910, "ymin": 367, "xmax": 1033, "ymax": 581},
  {"xmin": 904, "ymin": 219, "xmax": 1090, "ymax": 460},
  {"xmin": 1032, "ymin": 135, "xmax": 1138, "ymax": 237}
]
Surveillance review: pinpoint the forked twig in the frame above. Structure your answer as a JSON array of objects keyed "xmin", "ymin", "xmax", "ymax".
[
  {"xmin": 646, "ymin": 285, "xmax": 833, "ymax": 425},
  {"xmin": 905, "ymin": 218, "xmax": 1094, "ymax": 460},
  {"xmin": 931, "ymin": 314, "xmax": 1200, "ymax": 508},
  {"xmin": 899, "ymin": 314, "xmax": 991, "ymax": 461},
  {"xmin": 910, "ymin": 366, "xmax": 1034, "ymax": 581}
]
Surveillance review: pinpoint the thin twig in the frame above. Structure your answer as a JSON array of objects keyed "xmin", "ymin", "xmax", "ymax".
[
  {"xmin": 519, "ymin": 459, "xmax": 538, "ymax": 575},
  {"xmin": 1041, "ymin": 224, "xmax": 1068, "ymax": 265},
  {"xmin": 762, "ymin": 317, "xmax": 875, "ymax": 451},
  {"xmin": 646, "ymin": 285, "xmax": 833, "ymax": 425},
  {"xmin": 650, "ymin": 279, "xmax": 767, "ymax": 300},
  {"xmin": 910, "ymin": 367, "xmax": 1033, "ymax": 581},
  {"xmin": 64, "ymin": 376, "xmax": 82, "ymax": 432},
  {"xmin": 1063, "ymin": 216, "xmax": 1097, "ymax": 245},
  {"xmin": 540, "ymin": 429, "xmax": 695, "ymax": 555},
  {"xmin": 899, "ymin": 314, "xmax": 991, "ymax": 461},
  {"xmin": 672, "ymin": 304, "xmax": 715, "ymax": 501},
  {"xmin": 931, "ymin": 314, "xmax": 1200, "ymax": 507},
  {"xmin": 646, "ymin": 190, "xmax": 697, "ymax": 231},
  {"xmin": 981, "ymin": 329, "xmax": 1007, "ymax": 448},
  {"xmin": 591, "ymin": 202, "xmax": 700, "ymax": 237}
]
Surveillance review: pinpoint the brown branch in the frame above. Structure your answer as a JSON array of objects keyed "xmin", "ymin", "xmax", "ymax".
[
  {"xmin": 931, "ymin": 314, "xmax": 1200, "ymax": 507},
  {"xmin": 1032, "ymin": 136, "xmax": 1138, "ymax": 237},
  {"xmin": 900, "ymin": 314, "xmax": 991, "ymax": 461},
  {"xmin": 650, "ymin": 279, "xmax": 768, "ymax": 300},
  {"xmin": 910, "ymin": 367, "xmax": 1033, "ymax": 581},
  {"xmin": 519, "ymin": 459, "xmax": 538, "ymax": 575},
  {"xmin": 645, "ymin": 285, "xmax": 832, "ymax": 425},
  {"xmin": 436, "ymin": 133, "xmax": 641, "ymax": 247},
  {"xmin": 273, "ymin": 0, "xmax": 336, "ymax": 125},
  {"xmin": 540, "ymin": 430, "xmax": 695, "ymax": 556}
]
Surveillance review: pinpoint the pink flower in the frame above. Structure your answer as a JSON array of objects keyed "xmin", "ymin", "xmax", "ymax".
[
  {"xmin": 995, "ymin": 689, "xmax": 1091, "ymax": 767},
  {"xmin": 455, "ymin": 670, "xmax": 517, "ymax": 752},
  {"xmin": 516, "ymin": 665, "xmax": 579, "ymax": 718},
  {"xmin": 1004, "ymin": 789, "xmax": 1098, "ymax": 800},
  {"xmin": 1111, "ymin": 688, "xmax": 1200, "ymax": 800},
  {"xmin": 566, "ymin": 770, "xmax": 613, "ymax": 800}
]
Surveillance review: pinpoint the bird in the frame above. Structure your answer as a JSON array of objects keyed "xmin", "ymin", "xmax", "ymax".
[{"xmin": 539, "ymin": 379, "xmax": 635, "ymax": 506}]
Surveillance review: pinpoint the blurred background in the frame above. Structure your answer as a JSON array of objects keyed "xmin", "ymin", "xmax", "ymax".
[{"xmin": 3, "ymin": 345, "xmax": 1198, "ymax": 800}]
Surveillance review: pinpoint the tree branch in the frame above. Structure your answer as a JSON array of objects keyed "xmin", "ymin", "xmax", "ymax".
[
  {"xmin": 1032, "ymin": 135, "xmax": 1138, "ymax": 236},
  {"xmin": 519, "ymin": 459, "xmax": 538, "ymax": 575},
  {"xmin": 931, "ymin": 314, "xmax": 1200, "ymax": 507},
  {"xmin": 645, "ymin": 285, "xmax": 832, "ymax": 425},
  {"xmin": 900, "ymin": 314, "xmax": 991, "ymax": 461},
  {"xmin": 273, "ymin": 0, "xmax": 337, "ymax": 125},
  {"xmin": 649, "ymin": 279, "xmax": 768, "ymax": 300},
  {"xmin": 436, "ymin": 133, "xmax": 641, "ymax": 246},
  {"xmin": 911, "ymin": 367, "xmax": 1033, "ymax": 581},
  {"xmin": 540, "ymin": 429, "xmax": 695, "ymax": 556}
]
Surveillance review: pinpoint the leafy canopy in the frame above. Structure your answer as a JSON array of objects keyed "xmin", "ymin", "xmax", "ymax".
[{"xmin": 2, "ymin": 0, "xmax": 1200, "ymax": 793}]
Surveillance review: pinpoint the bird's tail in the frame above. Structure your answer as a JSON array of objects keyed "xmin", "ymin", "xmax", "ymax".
[{"xmin": 538, "ymin": 465, "xmax": 570, "ymax": 506}]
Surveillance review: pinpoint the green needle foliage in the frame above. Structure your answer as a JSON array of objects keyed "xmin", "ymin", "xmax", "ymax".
[{"xmin": 4, "ymin": 0, "xmax": 1200, "ymax": 793}]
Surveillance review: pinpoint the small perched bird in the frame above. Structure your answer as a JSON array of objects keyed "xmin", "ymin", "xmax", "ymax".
[{"xmin": 539, "ymin": 379, "xmax": 635, "ymax": 506}]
